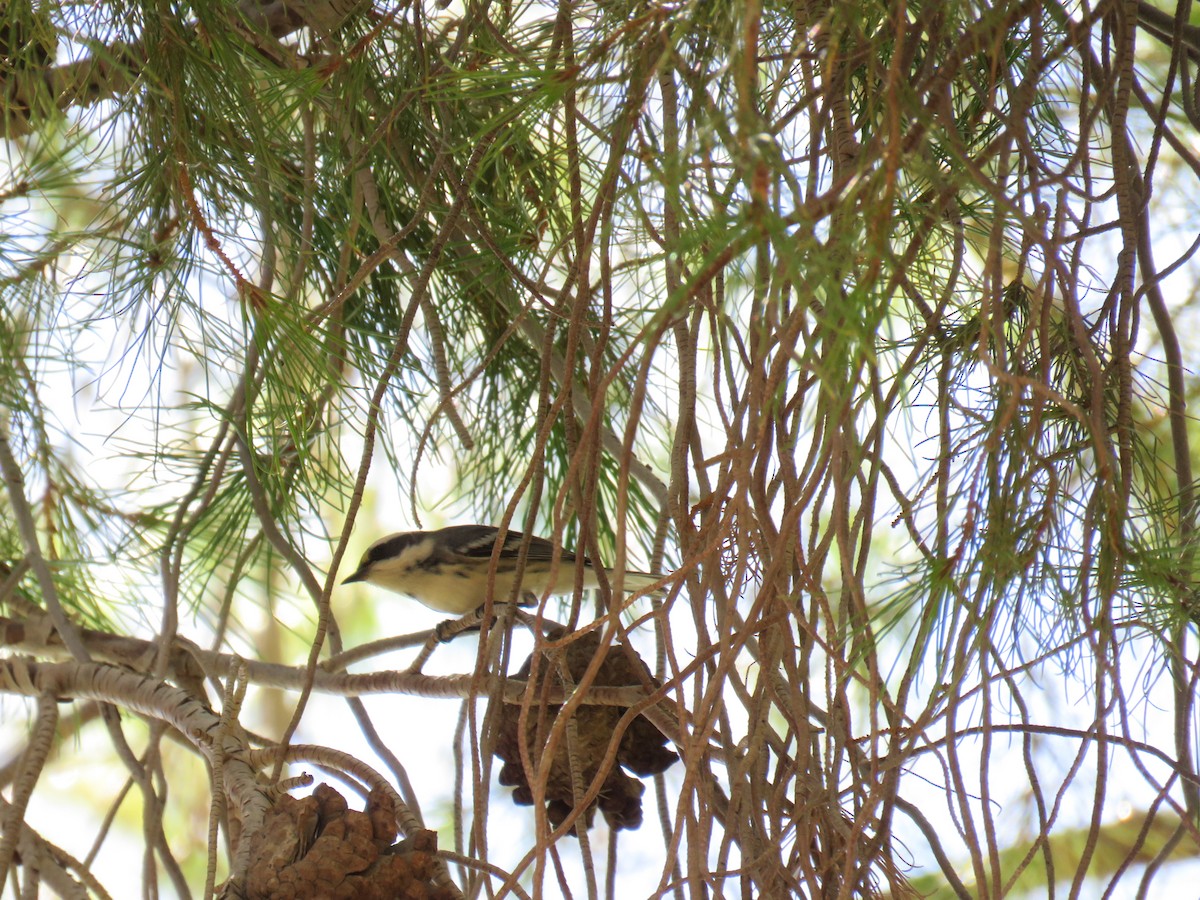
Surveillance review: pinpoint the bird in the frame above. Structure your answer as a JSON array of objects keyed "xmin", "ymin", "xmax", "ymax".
[{"xmin": 341, "ymin": 524, "xmax": 662, "ymax": 615}]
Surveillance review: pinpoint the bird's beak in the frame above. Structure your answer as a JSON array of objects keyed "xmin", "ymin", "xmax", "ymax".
[{"xmin": 342, "ymin": 568, "xmax": 367, "ymax": 585}]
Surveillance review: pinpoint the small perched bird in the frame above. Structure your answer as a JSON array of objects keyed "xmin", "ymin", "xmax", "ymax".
[{"xmin": 342, "ymin": 524, "xmax": 661, "ymax": 615}]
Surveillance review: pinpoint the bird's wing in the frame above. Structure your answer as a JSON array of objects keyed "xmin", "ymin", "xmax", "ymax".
[
  {"xmin": 506, "ymin": 531, "xmax": 578, "ymax": 563},
  {"xmin": 443, "ymin": 525, "xmax": 579, "ymax": 563}
]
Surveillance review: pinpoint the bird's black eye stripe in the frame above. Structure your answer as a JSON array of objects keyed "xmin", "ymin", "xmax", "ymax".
[{"xmin": 366, "ymin": 533, "xmax": 421, "ymax": 563}]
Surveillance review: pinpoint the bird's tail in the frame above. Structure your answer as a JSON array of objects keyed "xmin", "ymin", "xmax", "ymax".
[{"xmin": 609, "ymin": 570, "xmax": 665, "ymax": 594}]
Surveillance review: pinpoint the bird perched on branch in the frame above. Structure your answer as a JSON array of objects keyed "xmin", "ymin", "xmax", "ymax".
[{"xmin": 342, "ymin": 524, "xmax": 661, "ymax": 614}]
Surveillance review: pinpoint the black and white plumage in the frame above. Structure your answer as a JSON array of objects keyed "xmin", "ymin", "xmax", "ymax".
[{"xmin": 342, "ymin": 524, "xmax": 661, "ymax": 614}]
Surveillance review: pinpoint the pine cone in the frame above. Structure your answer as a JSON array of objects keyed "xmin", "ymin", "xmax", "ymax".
[{"xmin": 494, "ymin": 630, "xmax": 678, "ymax": 834}]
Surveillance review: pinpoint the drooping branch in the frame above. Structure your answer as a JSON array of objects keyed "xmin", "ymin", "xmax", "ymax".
[{"xmin": 1, "ymin": 0, "xmax": 365, "ymax": 138}]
